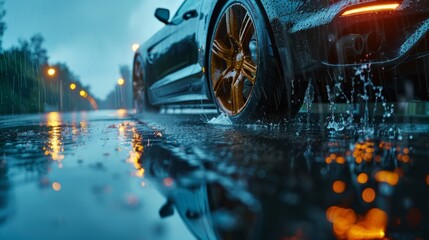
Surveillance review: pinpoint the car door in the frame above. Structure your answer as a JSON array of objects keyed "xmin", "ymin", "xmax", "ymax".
[{"xmin": 147, "ymin": 0, "xmax": 202, "ymax": 100}]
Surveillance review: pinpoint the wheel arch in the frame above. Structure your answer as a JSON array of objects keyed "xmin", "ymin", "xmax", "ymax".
[
  {"xmin": 132, "ymin": 52, "xmax": 160, "ymax": 111},
  {"xmin": 132, "ymin": 53, "xmax": 144, "ymax": 83}
]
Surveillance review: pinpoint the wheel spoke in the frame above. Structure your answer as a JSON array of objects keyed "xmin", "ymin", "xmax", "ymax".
[
  {"xmin": 241, "ymin": 57, "xmax": 257, "ymax": 84},
  {"xmin": 212, "ymin": 40, "xmax": 233, "ymax": 65},
  {"xmin": 231, "ymin": 74, "xmax": 245, "ymax": 113},
  {"xmin": 239, "ymin": 13, "xmax": 254, "ymax": 45},
  {"xmin": 225, "ymin": 8, "xmax": 239, "ymax": 41},
  {"xmin": 213, "ymin": 66, "xmax": 233, "ymax": 93}
]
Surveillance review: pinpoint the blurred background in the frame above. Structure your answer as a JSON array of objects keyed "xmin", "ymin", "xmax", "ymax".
[{"xmin": 0, "ymin": 0, "xmax": 182, "ymax": 114}]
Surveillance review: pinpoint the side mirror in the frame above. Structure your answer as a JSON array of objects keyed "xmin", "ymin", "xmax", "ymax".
[{"xmin": 155, "ymin": 8, "xmax": 170, "ymax": 24}]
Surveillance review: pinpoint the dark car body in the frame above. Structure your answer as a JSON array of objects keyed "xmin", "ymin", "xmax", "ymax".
[{"xmin": 134, "ymin": 0, "xmax": 429, "ymax": 109}]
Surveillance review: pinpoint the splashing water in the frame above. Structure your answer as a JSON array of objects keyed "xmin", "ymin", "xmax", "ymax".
[
  {"xmin": 303, "ymin": 81, "xmax": 315, "ymax": 113},
  {"xmin": 326, "ymin": 83, "xmax": 347, "ymax": 132},
  {"xmin": 303, "ymin": 81, "xmax": 315, "ymax": 126},
  {"xmin": 207, "ymin": 113, "xmax": 233, "ymax": 125},
  {"xmin": 355, "ymin": 64, "xmax": 394, "ymax": 134},
  {"xmin": 327, "ymin": 64, "xmax": 395, "ymax": 135}
]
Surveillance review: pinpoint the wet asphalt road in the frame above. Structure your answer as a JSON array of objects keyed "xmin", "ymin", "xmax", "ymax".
[{"xmin": 0, "ymin": 109, "xmax": 428, "ymax": 240}]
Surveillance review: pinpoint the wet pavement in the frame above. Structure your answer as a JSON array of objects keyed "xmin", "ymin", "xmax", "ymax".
[{"xmin": 0, "ymin": 109, "xmax": 428, "ymax": 240}]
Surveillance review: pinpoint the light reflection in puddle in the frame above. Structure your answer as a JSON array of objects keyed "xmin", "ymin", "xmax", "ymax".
[
  {"xmin": 327, "ymin": 206, "xmax": 387, "ymax": 239},
  {"xmin": 129, "ymin": 125, "xmax": 145, "ymax": 178},
  {"xmin": 322, "ymin": 134, "xmax": 427, "ymax": 239},
  {"xmin": 0, "ymin": 110, "xmax": 427, "ymax": 239},
  {"xmin": 0, "ymin": 111, "xmax": 197, "ymax": 240},
  {"xmin": 44, "ymin": 112, "xmax": 65, "ymax": 162},
  {"xmin": 131, "ymin": 120, "xmax": 429, "ymax": 240},
  {"xmin": 113, "ymin": 121, "xmax": 161, "ymax": 179},
  {"xmin": 332, "ymin": 180, "xmax": 346, "ymax": 194}
]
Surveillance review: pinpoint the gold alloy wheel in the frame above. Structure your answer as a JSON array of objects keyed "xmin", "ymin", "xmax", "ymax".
[{"xmin": 211, "ymin": 4, "xmax": 258, "ymax": 116}]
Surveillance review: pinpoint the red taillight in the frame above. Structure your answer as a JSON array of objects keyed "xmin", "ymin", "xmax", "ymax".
[{"xmin": 341, "ymin": 3, "xmax": 400, "ymax": 16}]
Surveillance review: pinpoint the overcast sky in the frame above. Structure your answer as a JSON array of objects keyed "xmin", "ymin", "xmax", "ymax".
[{"xmin": 3, "ymin": 0, "xmax": 183, "ymax": 99}]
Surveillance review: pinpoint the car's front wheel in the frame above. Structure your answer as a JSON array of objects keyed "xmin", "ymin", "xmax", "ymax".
[{"xmin": 208, "ymin": 0, "xmax": 299, "ymax": 123}]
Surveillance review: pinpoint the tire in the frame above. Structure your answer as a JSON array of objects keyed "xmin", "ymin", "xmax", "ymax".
[
  {"xmin": 208, "ymin": 0, "xmax": 302, "ymax": 123},
  {"xmin": 133, "ymin": 56, "xmax": 159, "ymax": 113}
]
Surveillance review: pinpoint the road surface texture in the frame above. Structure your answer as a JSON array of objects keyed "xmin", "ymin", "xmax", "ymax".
[{"xmin": 0, "ymin": 108, "xmax": 428, "ymax": 240}]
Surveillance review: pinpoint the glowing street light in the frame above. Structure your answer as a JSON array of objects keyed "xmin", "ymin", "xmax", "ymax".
[
  {"xmin": 132, "ymin": 43, "xmax": 140, "ymax": 52},
  {"xmin": 47, "ymin": 67, "xmax": 56, "ymax": 77},
  {"xmin": 80, "ymin": 90, "xmax": 88, "ymax": 98},
  {"xmin": 70, "ymin": 83, "xmax": 77, "ymax": 90},
  {"xmin": 118, "ymin": 78, "xmax": 125, "ymax": 86}
]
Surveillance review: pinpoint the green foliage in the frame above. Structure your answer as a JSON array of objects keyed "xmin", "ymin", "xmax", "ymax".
[
  {"xmin": 30, "ymin": 34, "xmax": 48, "ymax": 66},
  {"xmin": 0, "ymin": 34, "xmax": 50, "ymax": 114},
  {"xmin": 0, "ymin": 1, "xmax": 97, "ymax": 115},
  {"xmin": 0, "ymin": 49, "xmax": 43, "ymax": 114},
  {"xmin": 0, "ymin": 33, "xmax": 95, "ymax": 114}
]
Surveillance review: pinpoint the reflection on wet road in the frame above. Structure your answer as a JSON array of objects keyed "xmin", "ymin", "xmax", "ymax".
[
  {"xmin": 0, "ymin": 111, "xmax": 194, "ymax": 240},
  {"xmin": 0, "ymin": 110, "xmax": 428, "ymax": 239}
]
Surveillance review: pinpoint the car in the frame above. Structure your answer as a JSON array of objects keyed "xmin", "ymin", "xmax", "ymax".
[{"xmin": 133, "ymin": 0, "xmax": 429, "ymax": 123}]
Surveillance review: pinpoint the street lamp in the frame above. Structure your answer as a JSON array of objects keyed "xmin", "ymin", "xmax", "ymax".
[
  {"xmin": 47, "ymin": 67, "xmax": 56, "ymax": 77},
  {"xmin": 132, "ymin": 43, "xmax": 140, "ymax": 52},
  {"xmin": 80, "ymin": 90, "xmax": 88, "ymax": 98},
  {"xmin": 70, "ymin": 83, "xmax": 77, "ymax": 90},
  {"xmin": 46, "ymin": 66, "xmax": 63, "ymax": 111},
  {"xmin": 117, "ymin": 78, "xmax": 125, "ymax": 86}
]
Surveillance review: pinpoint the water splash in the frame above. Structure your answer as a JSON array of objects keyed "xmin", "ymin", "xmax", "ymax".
[
  {"xmin": 207, "ymin": 113, "xmax": 233, "ymax": 125},
  {"xmin": 327, "ymin": 64, "xmax": 395, "ymax": 135},
  {"xmin": 355, "ymin": 64, "xmax": 394, "ymax": 134},
  {"xmin": 303, "ymin": 81, "xmax": 315, "ymax": 113},
  {"xmin": 326, "ymin": 83, "xmax": 347, "ymax": 132}
]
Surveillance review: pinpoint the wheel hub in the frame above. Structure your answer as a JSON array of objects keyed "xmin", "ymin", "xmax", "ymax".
[{"xmin": 234, "ymin": 51, "xmax": 244, "ymax": 70}]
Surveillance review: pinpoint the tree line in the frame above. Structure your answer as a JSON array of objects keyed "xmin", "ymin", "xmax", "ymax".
[{"xmin": 0, "ymin": 1, "xmax": 99, "ymax": 115}]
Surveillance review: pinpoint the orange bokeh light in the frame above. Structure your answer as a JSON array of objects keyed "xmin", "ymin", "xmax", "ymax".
[
  {"xmin": 52, "ymin": 182, "xmax": 62, "ymax": 191},
  {"xmin": 362, "ymin": 188, "xmax": 376, "ymax": 203},
  {"xmin": 326, "ymin": 206, "xmax": 387, "ymax": 239},
  {"xmin": 333, "ymin": 181, "xmax": 346, "ymax": 194},
  {"xmin": 80, "ymin": 90, "xmax": 88, "ymax": 98},
  {"xmin": 375, "ymin": 170, "xmax": 399, "ymax": 186},
  {"xmin": 357, "ymin": 173, "xmax": 369, "ymax": 184},
  {"xmin": 353, "ymin": 141, "xmax": 376, "ymax": 163},
  {"xmin": 401, "ymin": 155, "xmax": 410, "ymax": 163},
  {"xmin": 366, "ymin": 208, "xmax": 388, "ymax": 229},
  {"xmin": 346, "ymin": 225, "xmax": 385, "ymax": 239},
  {"xmin": 336, "ymin": 156, "xmax": 346, "ymax": 164}
]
